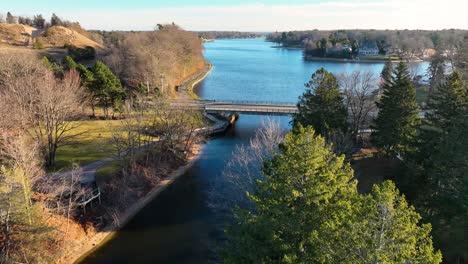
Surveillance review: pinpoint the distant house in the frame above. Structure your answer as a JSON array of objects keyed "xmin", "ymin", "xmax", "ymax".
[{"xmin": 359, "ymin": 45, "xmax": 379, "ymax": 56}]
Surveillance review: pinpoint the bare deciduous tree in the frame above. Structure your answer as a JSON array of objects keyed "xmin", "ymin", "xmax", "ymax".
[
  {"xmin": 209, "ymin": 118, "xmax": 286, "ymax": 212},
  {"xmin": 0, "ymin": 54, "xmax": 87, "ymax": 167},
  {"xmin": 147, "ymin": 101, "xmax": 204, "ymax": 160},
  {"xmin": 0, "ymin": 134, "xmax": 50, "ymax": 263},
  {"xmin": 103, "ymin": 25, "xmax": 204, "ymax": 95},
  {"xmin": 339, "ymin": 71, "xmax": 378, "ymax": 143}
]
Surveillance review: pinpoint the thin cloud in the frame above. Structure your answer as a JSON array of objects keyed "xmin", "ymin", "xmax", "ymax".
[{"xmin": 57, "ymin": 0, "xmax": 467, "ymax": 31}]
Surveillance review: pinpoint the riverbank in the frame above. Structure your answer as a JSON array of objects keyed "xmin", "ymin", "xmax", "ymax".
[
  {"xmin": 62, "ymin": 144, "xmax": 204, "ymax": 264},
  {"xmin": 177, "ymin": 61, "xmax": 213, "ymax": 100},
  {"xmin": 304, "ymin": 55, "xmax": 424, "ymax": 63}
]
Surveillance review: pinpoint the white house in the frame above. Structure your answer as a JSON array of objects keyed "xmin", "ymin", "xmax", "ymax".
[{"xmin": 359, "ymin": 46, "xmax": 379, "ymax": 56}]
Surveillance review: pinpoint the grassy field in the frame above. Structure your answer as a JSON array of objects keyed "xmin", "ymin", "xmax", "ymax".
[
  {"xmin": 52, "ymin": 119, "xmax": 124, "ymax": 172},
  {"xmin": 95, "ymin": 160, "xmax": 122, "ymax": 183}
]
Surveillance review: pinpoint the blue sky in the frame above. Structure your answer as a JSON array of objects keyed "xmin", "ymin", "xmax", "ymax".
[{"xmin": 1, "ymin": 0, "xmax": 467, "ymax": 31}]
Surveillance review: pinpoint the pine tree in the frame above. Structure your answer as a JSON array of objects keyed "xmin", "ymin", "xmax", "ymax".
[
  {"xmin": 91, "ymin": 61, "xmax": 125, "ymax": 118},
  {"xmin": 33, "ymin": 14, "xmax": 45, "ymax": 29},
  {"xmin": 411, "ymin": 71, "xmax": 468, "ymax": 261},
  {"xmin": 6, "ymin": 12, "xmax": 16, "ymax": 24},
  {"xmin": 294, "ymin": 68, "xmax": 348, "ymax": 136},
  {"xmin": 50, "ymin": 13, "xmax": 63, "ymax": 26},
  {"xmin": 224, "ymin": 126, "xmax": 357, "ymax": 263},
  {"xmin": 371, "ymin": 62, "xmax": 420, "ymax": 156},
  {"xmin": 427, "ymin": 53, "xmax": 446, "ymax": 104},
  {"xmin": 380, "ymin": 60, "xmax": 394, "ymax": 86},
  {"xmin": 355, "ymin": 181, "xmax": 441, "ymax": 263},
  {"xmin": 224, "ymin": 127, "xmax": 442, "ymax": 263}
]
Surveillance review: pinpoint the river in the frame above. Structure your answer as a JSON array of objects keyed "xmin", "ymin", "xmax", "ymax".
[{"xmin": 81, "ymin": 38, "xmax": 428, "ymax": 264}]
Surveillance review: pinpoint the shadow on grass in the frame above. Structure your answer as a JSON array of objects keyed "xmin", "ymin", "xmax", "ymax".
[{"xmin": 352, "ymin": 154, "xmax": 403, "ymax": 194}]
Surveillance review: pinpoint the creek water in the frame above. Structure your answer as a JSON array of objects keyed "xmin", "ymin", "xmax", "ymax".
[{"xmin": 81, "ymin": 39, "xmax": 428, "ymax": 264}]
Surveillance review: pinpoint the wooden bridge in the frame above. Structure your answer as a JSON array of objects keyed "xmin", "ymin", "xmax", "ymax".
[{"xmin": 170, "ymin": 100, "xmax": 298, "ymax": 116}]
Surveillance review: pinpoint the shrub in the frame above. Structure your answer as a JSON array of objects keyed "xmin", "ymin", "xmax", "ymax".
[
  {"xmin": 67, "ymin": 45, "xmax": 96, "ymax": 61},
  {"xmin": 33, "ymin": 39, "xmax": 46, "ymax": 49}
]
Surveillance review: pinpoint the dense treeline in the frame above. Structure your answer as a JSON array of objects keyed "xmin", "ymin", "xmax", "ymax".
[
  {"xmin": 102, "ymin": 24, "xmax": 204, "ymax": 93},
  {"xmin": 196, "ymin": 31, "xmax": 263, "ymax": 39},
  {"xmin": 267, "ymin": 29, "xmax": 466, "ymax": 58}
]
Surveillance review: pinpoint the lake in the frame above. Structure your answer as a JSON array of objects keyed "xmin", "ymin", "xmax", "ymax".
[{"xmin": 81, "ymin": 39, "xmax": 428, "ymax": 263}]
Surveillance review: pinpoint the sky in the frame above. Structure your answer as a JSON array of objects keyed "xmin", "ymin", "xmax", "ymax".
[{"xmin": 1, "ymin": 0, "xmax": 468, "ymax": 31}]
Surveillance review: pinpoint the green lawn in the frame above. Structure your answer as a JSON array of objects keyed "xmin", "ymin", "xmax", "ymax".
[
  {"xmin": 95, "ymin": 160, "xmax": 122, "ymax": 183},
  {"xmin": 52, "ymin": 119, "xmax": 124, "ymax": 172}
]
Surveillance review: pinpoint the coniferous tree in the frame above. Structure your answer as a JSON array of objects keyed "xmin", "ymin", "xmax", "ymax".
[
  {"xmin": 380, "ymin": 60, "xmax": 394, "ymax": 86},
  {"xmin": 63, "ymin": 56, "xmax": 97, "ymax": 115},
  {"xmin": 225, "ymin": 126, "xmax": 442, "ymax": 264},
  {"xmin": 50, "ymin": 13, "xmax": 63, "ymax": 26},
  {"xmin": 6, "ymin": 12, "xmax": 16, "ymax": 24},
  {"xmin": 33, "ymin": 14, "xmax": 45, "ymax": 28},
  {"xmin": 409, "ymin": 71, "xmax": 468, "ymax": 261},
  {"xmin": 91, "ymin": 61, "xmax": 125, "ymax": 118},
  {"xmin": 371, "ymin": 62, "xmax": 420, "ymax": 156},
  {"xmin": 224, "ymin": 126, "xmax": 357, "ymax": 263},
  {"xmin": 294, "ymin": 68, "xmax": 348, "ymax": 136},
  {"xmin": 427, "ymin": 53, "xmax": 446, "ymax": 104}
]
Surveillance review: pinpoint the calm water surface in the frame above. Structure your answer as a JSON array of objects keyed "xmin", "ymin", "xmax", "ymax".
[{"xmin": 82, "ymin": 39, "xmax": 428, "ymax": 263}]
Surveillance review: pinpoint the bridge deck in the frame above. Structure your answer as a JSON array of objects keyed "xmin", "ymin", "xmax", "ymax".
[{"xmin": 169, "ymin": 100, "xmax": 298, "ymax": 115}]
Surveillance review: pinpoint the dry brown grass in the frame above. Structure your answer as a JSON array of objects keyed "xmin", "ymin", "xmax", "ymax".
[
  {"xmin": 0, "ymin": 23, "xmax": 104, "ymax": 50},
  {"xmin": 37, "ymin": 26, "xmax": 104, "ymax": 50},
  {"xmin": 0, "ymin": 23, "xmax": 32, "ymax": 46}
]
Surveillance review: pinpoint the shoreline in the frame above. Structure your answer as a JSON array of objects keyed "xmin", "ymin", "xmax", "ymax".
[
  {"xmin": 183, "ymin": 61, "xmax": 213, "ymax": 99},
  {"xmin": 68, "ymin": 145, "xmax": 205, "ymax": 264},
  {"xmin": 304, "ymin": 56, "xmax": 424, "ymax": 63}
]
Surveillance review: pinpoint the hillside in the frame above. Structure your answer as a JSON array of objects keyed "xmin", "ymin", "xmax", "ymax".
[
  {"xmin": 0, "ymin": 23, "xmax": 35, "ymax": 46},
  {"xmin": 0, "ymin": 24, "xmax": 104, "ymax": 50},
  {"xmin": 36, "ymin": 26, "xmax": 104, "ymax": 49}
]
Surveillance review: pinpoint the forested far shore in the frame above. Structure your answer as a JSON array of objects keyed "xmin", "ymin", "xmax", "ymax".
[
  {"xmin": 267, "ymin": 29, "xmax": 466, "ymax": 60},
  {"xmin": 195, "ymin": 31, "xmax": 264, "ymax": 39}
]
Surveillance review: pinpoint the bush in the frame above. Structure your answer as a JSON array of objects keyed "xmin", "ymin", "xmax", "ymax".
[
  {"xmin": 66, "ymin": 45, "xmax": 96, "ymax": 61},
  {"xmin": 33, "ymin": 39, "xmax": 46, "ymax": 49}
]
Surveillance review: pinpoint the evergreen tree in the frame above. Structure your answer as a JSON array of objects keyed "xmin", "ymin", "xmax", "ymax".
[
  {"xmin": 380, "ymin": 60, "xmax": 394, "ymax": 85},
  {"xmin": 91, "ymin": 61, "xmax": 125, "ymax": 118},
  {"xmin": 321, "ymin": 181, "xmax": 442, "ymax": 263},
  {"xmin": 427, "ymin": 53, "xmax": 446, "ymax": 104},
  {"xmin": 33, "ymin": 14, "xmax": 45, "ymax": 29},
  {"xmin": 41, "ymin": 56, "xmax": 63, "ymax": 77},
  {"xmin": 224, "ymin": 126, "xmax": 357, "ymax": 263},
  {"xmin": 63, "ymin": 56, "xmax": 97, "ymax": 115},
  {"xmin": 410, "ymin": 71, "xmax": 468, "ymax": 261},
  {"xmin": 371, "ymin": 62, "xmax": 420, "ymax": 156},
  {"xmin": 293, "ymin": 68, "xmax": 348, "ymax": 136},
  {"xmin": 50, "ymin": 13, "xmax": 63, "ymax": 26},
  {"xmin": 6, "ymin": 12, "xmax": 16, "ymax": 24},
  {"xmin": 225, "ymin": 126, "xmax": 442, "ymax": 264}
]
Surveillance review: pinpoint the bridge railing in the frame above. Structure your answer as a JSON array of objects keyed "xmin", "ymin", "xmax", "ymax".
[
  {"xmin": 200, "ymin": 99, "xmax": 297, "ymax": 106},
  {"xmin": 168, "ymin": 98, "xmax": 297, "ymax": 106}
]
